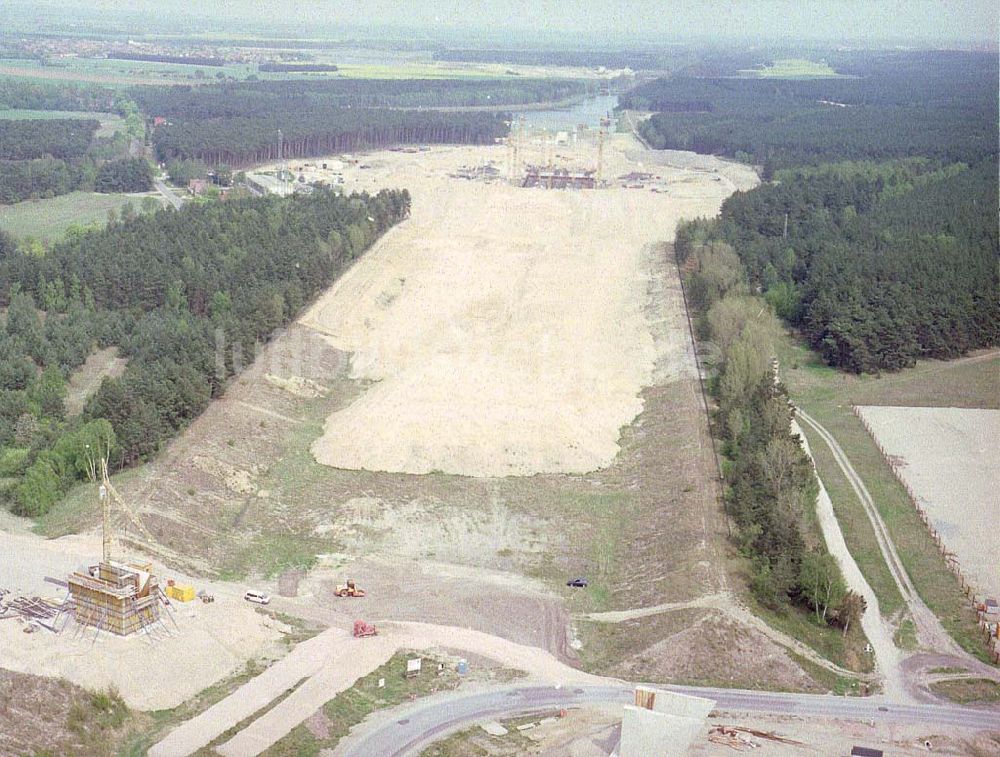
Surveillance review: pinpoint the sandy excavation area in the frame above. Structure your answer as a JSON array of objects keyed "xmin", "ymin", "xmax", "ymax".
[
  {"xmin": 856, "ymin": 406, "xmax": 1000, "ymax": 598},
  {"xmin": 302, "ymin": 136, "xmax": 755, "ymax": 476},
  {"xmin": 0, "ymin": 514, "xmax": 288, "ymax": 711}
]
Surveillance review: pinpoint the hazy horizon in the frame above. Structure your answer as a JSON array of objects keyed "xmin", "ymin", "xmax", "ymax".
[{"xmin": 5, "ymin": 0, "xmax": 998, "ymax": 49}]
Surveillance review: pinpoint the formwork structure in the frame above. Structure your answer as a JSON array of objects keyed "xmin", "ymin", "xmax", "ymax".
[
  {"xmin": 65, "ymin": 447, "xmax": 169, "ymax": 636},
  {"xmin": 522, "ymin": 166, "xmax": 596, "ymax": 189},
  {"xmin": 67, "ymin": 562, "xmax": 161, "ymax": 636}
]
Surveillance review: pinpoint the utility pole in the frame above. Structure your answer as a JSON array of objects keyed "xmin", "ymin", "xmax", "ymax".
[
  {"xmin": 596, "ymin": 117, "xmax": 610, "ymax": 187},
  {"xmin": 783, "ymin": 212, "xmax": 789, "ymax": 239}
]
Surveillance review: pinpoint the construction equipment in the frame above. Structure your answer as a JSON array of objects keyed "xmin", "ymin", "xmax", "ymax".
[
  {"xmin": 353, "ymin": 619, "xmax": 377, "ymax": 638},
  {"xmin": 335, "ymin": 579, "xmax": 366, "ymax": 598},
  {"xmin": 197, "ymin": 590, "xmax": 215, "ymax": 603},
  {"xmin": 65, "ymin": 439, "xmax": 169, "ymax": 637}
]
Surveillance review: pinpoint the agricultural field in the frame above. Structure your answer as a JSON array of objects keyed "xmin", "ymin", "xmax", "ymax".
[
  {"xmin": 0, "ymin": 190, "xmax": 164, "ymax": 241},
  {"xmin": 855, "ymin": 406, "xmax": 1000, "ymax": 599},
  {"xmin": 737, "ymin": 57, "xmax": 849, "ymax": 78},
  {"xmin": 0, "ymin": 55, "xmax": 609, "ymax": 87}
]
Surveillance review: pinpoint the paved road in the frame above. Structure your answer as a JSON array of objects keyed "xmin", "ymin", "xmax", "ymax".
[
  {"xmin": 336, "ymin": 683, "xmax": 1000, "ymax": 757},
  {"xmin": 154, "ymin": 179, "xmax": 184, "ymax": 209}
]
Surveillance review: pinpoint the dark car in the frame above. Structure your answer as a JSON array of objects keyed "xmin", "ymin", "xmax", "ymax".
[{"xmin": 566, "ymin": 577, "xmax": 588, "ymax": 588}]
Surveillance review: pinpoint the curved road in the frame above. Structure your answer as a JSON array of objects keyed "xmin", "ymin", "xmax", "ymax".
[{"xmin": 336, "ymin": 683, "xmax": 1000, "ymax": 757}]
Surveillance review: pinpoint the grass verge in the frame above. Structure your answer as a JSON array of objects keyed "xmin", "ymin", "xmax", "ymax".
[
  {"xmin": 261, "ymin": 651, "xmax": 525, "ymax": 756},
  {"xmin": 928, "ymin": 678, "xmax": 1000, "ymax": 705}
]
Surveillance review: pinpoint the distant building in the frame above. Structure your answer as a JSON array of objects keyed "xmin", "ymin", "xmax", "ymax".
[
  {"xmin": 245, "ymin": 173, "xmax": 292, "ymax": 196},
  {"xmin": 188, "ymin": 179, "xmax": 209, "ymax": 195}
]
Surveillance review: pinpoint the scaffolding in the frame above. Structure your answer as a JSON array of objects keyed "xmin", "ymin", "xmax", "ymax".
[
  {"xmin": 67, "ymin": 562, "xmax": 161, "ymax": 636},
  {"xmin": 65, "ymin": 443, "xmax": 169, "ymax": 636}
]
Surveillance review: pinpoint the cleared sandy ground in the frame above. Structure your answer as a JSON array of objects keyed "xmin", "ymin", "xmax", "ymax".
[
  {"xmin": 0, "ymin": 519, "xmax": 286, "ymax": 711},
  {"xmin": 856, "ymin": 406, "xmax": 1000, "ymax": 599},
  {"xmin": 302, "ymin": 136, "xmax": 755, "ymax": 476}
]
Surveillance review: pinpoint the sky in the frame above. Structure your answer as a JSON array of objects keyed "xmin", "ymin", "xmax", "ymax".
[{"xmin": 9, "ymin": 0, "xmax": 999, "ymax": 47}]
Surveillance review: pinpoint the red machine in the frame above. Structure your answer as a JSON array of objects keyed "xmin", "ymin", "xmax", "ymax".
[{"xmin": 353, "ymin": 619, "xmax": 378, "ymax": 638}]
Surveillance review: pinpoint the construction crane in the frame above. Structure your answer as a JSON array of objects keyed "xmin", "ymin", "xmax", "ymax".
[
  {"xmin": 596, "ymin": 116, "xmax": 611, "ymax": 187},
  {"xmin": 84, "ymin": 443, "xmax": 156, "ymax": 564}
]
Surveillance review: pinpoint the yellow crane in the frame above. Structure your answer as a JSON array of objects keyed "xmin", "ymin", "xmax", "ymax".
[{"xmin": 84, "ymin": 442, "xmax": 156, "ymax": 563}]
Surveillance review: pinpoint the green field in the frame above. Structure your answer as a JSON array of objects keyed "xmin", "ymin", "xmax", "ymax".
[
  {"xmin": 0, "ymin": 108, "xmax": 123, "ymax": 137},
  {"xmin": 0, "ymin": 191, "xmax": 164, "ymax": 242},
  {"xmin": 738, "ymin": 58, "xmax": 851, "ymax": 79},
  {"xmin": 778, "ymin": 334, "xmax": 998, "ymax": 661},
  {"xmin": 0, "ymin": 57, "xmax": 522, "ymax": 86}
]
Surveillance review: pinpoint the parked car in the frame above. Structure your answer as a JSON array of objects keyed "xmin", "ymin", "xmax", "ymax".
[
  {"xmin": 566, "ymin": 577, "xmax": 589, "ymax": 588},
  {"xmin": 244, "ymin": 590, "xmax": 271, "ymax": 605}
]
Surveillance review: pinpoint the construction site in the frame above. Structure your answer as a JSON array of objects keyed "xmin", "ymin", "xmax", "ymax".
[{"xmin": 2, "ymin": 130, "xmax": 998, "ymax": 756}]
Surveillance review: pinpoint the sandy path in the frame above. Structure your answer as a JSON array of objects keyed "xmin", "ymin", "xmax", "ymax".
[
  {"xmin": 301, "ymin": 139, "xmax": 740, "ymax": 477},
  {"xmin": 796, "ymin": 410, "xmax": 970, "ymax": 660},
  {"xmin": 157, "ymin": 620, "xmax": 607, "ymax": 757},
  {"xmin": 792, "ymin": 419, "xmax": 906, "ymax": 700},
  {"xmin": 577, "ymin": 589, "xmax": 872, "ymax": 682},
  {"xmin": 854, "ymin": 406, "xmax": 1000, "ymax": 599}
]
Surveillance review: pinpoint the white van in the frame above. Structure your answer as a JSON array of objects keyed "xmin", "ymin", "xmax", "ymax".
[{"xmin": 243, "ymin": 590, "xmax": 270, "ymax": 605}]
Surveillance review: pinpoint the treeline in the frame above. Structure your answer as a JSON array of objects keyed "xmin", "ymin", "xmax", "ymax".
[
  {"xmin": 132, "ymin": 78, "xmax": 588, "ymax": 114},
  {"xmin": 0, "ymin": 155, "xmax": 152, "ymax": 204},
  {"xmin": 0, "ymin": 188, "xmax": 410, "ymax": 515},
  {"xmin": 716, "ymin": 158, "xmax": 998, "ymax": 372},
  {"xmin": 258, "ymin": 63, "xmax": 338, "ymax": 72},
  {"xmin": 0, "ymin": 119, "xmax": 99, "ymax": 160},
  {"xmin": 94, "ymin": 158, "xmax": 154, "ymax": 193},
  {"xmin": 0, "ymin": 79, "xmax": 116, "ymax": 112},
  {"xmin": 433, "ymin": 48, "xmax": 675, "ymax": 69},
  {"xmin": 150, "ymin": 108, "xmax": 509, "ymax": 166},
  {"xmin": 677, "ymin": 224, "xmax": 864, "ymax": 631},
  {"xmin": 623, "ymin": 51, "xmax": 997, "ymax": 174}
]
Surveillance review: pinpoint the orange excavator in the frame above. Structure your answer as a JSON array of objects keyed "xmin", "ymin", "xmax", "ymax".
[{"xmin": 335, "ymin": 579, "xmax": 366, "ymax": 598}]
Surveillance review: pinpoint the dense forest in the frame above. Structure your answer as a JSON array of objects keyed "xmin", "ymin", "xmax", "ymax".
[
  {"xmin": 635, "ymin": 51, "xmax": 998, "ymax": 372},
  {"xmin": 715, "ymin": 159, "xmax": 999, "ymax": 372},
  {"xmin": 127, "ymin": 78, "xmax": 591, "ymax": 165},
  {"xmin": 0, "ymin": 188, "xmax": 409, "ymax": 515},
  {"xmin": 0, "ymin": 118, "xmax": 99, "ymax": 160},
  {"xmin": 93, "ymin": 157, "xmax": 154, "ymax": 193},
  {"xmin": 149, "ymin": 107, "xmax": 509, "ymax": 166},
  {"xmin": 0, "ymin": 79, "xmax": 116, "ymax": 113},
  {"xmin": 0, "ymin": 92, "xmax": 147, "ymax": 204},
  {"xmin": 623, "ymin": 51, "xmax": 997, "ymax": 174},
  {"xmin": 132, "ymin": 77, "xmax": 587, "ymax": 114},
  {"xmin": 676, "ymin": 222, "xmax": 863, "ymax": 630}
]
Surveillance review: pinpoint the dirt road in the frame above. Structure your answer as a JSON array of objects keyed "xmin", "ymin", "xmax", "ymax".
[
  {"xmin": 152, "ymin": 620, "xmax": 605, "ymax": 756},
  {"xmin": 792, "ymin": 419, "xmax": 906, "ymax": 700},
  {"xmin": 797, "ymin": 410, "xmax": 1000, "ymax": 684}
]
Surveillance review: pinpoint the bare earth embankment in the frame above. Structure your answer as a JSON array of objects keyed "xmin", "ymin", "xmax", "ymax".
[{"xmin": 856, "ymin": 406, "xmax": 1000, "ymax": 599}]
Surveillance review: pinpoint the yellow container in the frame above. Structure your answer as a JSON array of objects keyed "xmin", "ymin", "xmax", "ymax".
[{"xmin": 167, "ymin": 584, "xmax": 196, "ymax": 602}]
